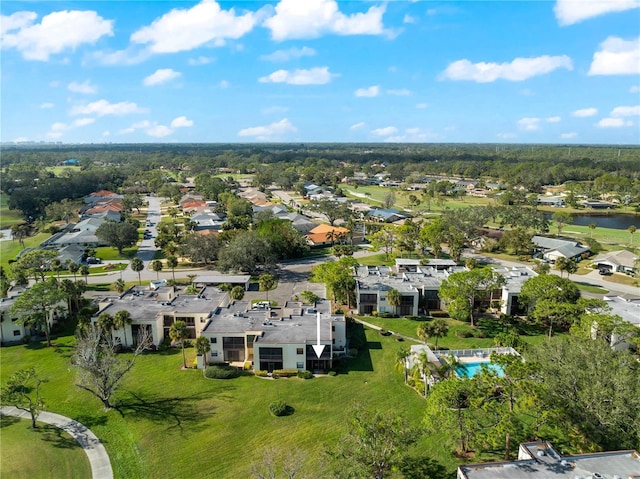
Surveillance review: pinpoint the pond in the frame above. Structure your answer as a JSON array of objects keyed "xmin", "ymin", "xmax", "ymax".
[{"xmin": 546, "ymin": 213, "xmax": 639, "ymax": 230}]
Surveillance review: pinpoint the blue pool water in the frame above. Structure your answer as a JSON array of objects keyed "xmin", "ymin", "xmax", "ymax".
[{"xmin": 456, "ymin": 361, "xmax": 504, "ymax": 378}]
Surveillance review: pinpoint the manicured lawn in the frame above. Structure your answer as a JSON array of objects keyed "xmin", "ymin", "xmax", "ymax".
[
  {"xmin": 0, "ymin": 232, "xmax": 50, "ymax": 270},
  {"xmin": 0, "ymin": 194, "xmax": 23, "ymax": 229},
  {"xmin": 94, "ymin": 246, "xmax": 138, "ymax": 260},
  {"xmin": 601, "ymin": 273, "xmax": 638, "ymax": 287},
  {"xmin": 0, "ymin": 417, "xmax": 91, "ymax": 479},
  {"xmin": 357, "ymin": 252, "xmax": 396, "ymax": 266},
  {"xmin": 575, "ymin": 282, "xmax": 609, "ymax": 294},
  {"xmin": 0, "ymin": 328, "xmax": 467, "ymax": 479}
]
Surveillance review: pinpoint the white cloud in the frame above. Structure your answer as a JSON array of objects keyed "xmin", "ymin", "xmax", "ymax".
[
  {"xmin": 143, "ymin": 68, "xmax": 182, "ymax": 86},
  {"xmin": 1, "ymin": 9, "xmax": 113, "ymax": 61},
  {"xmin": 146, "ymin": 125, "xmax": 173, "ymax": 138},
  {"xmin": 102, "ymin": 131, "xmax": 110, "ymax": 137},
  {"xmin": 261, "ymin": 46, "xmax": 316, "ymax": 62},
  {"xmin": 597, "ymin": 118, "xmax": 634, "ymax": 128},
  {"xmin": 219, "ymin": 80, "xmax": 230, "ymax": 88},
  {"xmin": 517, "ymin": 117, "xmax": 541, "ymax": 131},
  {"xmin": 259, "ymin": 66, "xmax": 335, "ymax": 85},
  {"xmin": 264, "ymin": 0, "xmax": 388, "ymax": 41},
  {"xmin": 415, "ymin": 103, "xmax": 428, "ymax": 109},
  {"xmin": 170, "ymin": 116, "xmax": 194, "ymax": 128},
  {"xmin": 554, "ymin": 0, "xmax": 639, "ymax": 26},
  {"xmin": 589, "ymin": 36, "xmax": 640, "ymax": 75},
  {"xmin": 92, "ymin": 47, "xmax": 151, "ymax": 66},
  {"xmin": 45, "ymin": 117, "xmax": 95, "ymax": 138},
  {"xmin": 631, "ymin": 85, "xmax": 640, "ymax": 93},
  {"xmin": 40, "ymin": 102, "xmax": 54, "ymax": 109},
  {"xmin": 130, "ymin": 0, "xmax": 259, "ymax": 53},
  {"xmin": 572, "ymin": 107, "xmax": 598, "ymax": 117},
  {"xmin": 188, "ymin": 56, "xmax": 216, "ymax": 65},
  {"xmin": 610, "ymin": 105, "xmax": 640, "ymax": 117},
  {"xmin": 355, "ymin": 85, "xmax": 380, "ymax": 97},
  {"xmin": 560, "ymin": 132, "xmax": 578, "ymax": 139},
  {"xmin": 237, "ymin": 118, "xmax": 297, "ymax": 140},
  {"xmin": 546, "ymin": 116, "xmax": 561, "ymax": 123},
  {"xmin": 68, "ymin": 80, "xmax": 97, "ymax": 94},
  {"xmin": 497, "ymin": 132, "xmax": 517, "ymax": 139},
  {"xmin": 403, "ymin": 14, "xmax": 416, "ymax": 24},
  {"xmin": 371, "ymin": 126, "xmax": 398, "ymax": 137},
  {"xmin": 387, "ymin": 88, "xmax": 411, "ymax": 96},
  {"xmin": 442, "ymin": 55, "xmax": 573, "ymax": 82},
  {"xmin": 350, "ymin": 122, "xmax": 366, "ymax": 130},
  {"xmin": 70, "ymin": 99, "xmax": 146, "ymax": 116}
]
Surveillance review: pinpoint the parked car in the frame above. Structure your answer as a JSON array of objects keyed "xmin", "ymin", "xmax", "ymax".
[
  {"xmin": 598, "ymin": 269, "xmax": 612, "ymax": 276},
  {"xmin": 86, "ymin": 257, "xmax": 102, "ymax": 264}
]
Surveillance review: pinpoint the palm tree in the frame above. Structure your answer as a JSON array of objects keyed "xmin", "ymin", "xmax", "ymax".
[
  {"xmin": 113, "ymin": 279, "xmax": 126, "ymax": 294},
  {"xmin": 166, "ymin": 255, "xmax": 178, "ymax": 282},
  {"xmin": 113, "ymin": 310, "xmax": 132, "ymax": 348},
  {"xmin": 428, "ymin": 319, "xmax": 450, "ymax": 350},
  {"xmin": 195, "ymin": 335, "xmax": 210, "ymax": 366},
  {"xmin": 131, "ymin": 257, "xmax": 144, "ymax": 285},
  {"xmin": 395, "ymin": 347, "xmax": 410, "ymax": 384},
  {"xmin": 387, "ymin": 288, "xmax": 402, "ymax": 317},
  {"xmin": 79, "ymin": 265, "xmax": 90, "ymax": 283},
  {"xmin": 68, "ymin": 262, "xmax": 80, "ymax": 281},
  {"xmin": 50, "ymin": 259, "xmax": 62, "ymax": 280},
  {"xmin": 258, "ymin": 273, "xmax": 277, "ymax": 303},
  {"xmin": 151, "ymin": 260, "xmax": 163, "ymax": 279},
  {"xmin": 629, "ymin": 225, "xmax": 637, "ymax": 246},
  {"xmin": 588, "ymin": 222, "xmax": 597, "ymax": 238},
  {"xmin": 417, "ymin": 323, "xmax": 430, "ymax": 345},
  {"xmin": 97, "ymin": 313, "xmax": 115, "ymax": 338},
  {"xmin": 411, "ymin": 350, "xmax": 432, "ymax": 397},
  {"xmin": 169, "ymin": 320, "xmax": 189, "ymax": 369}
]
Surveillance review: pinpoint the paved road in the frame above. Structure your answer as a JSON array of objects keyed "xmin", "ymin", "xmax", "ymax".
[{"xmin": 1, "ymin": 406, "xmax": 113, "ymax": 479}]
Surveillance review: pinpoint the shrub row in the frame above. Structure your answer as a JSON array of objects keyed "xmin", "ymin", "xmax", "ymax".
[
  {"xmin": 297, "ymin": 370, "xmax": 313, "ymax": 379},
  {"xmin": 254, "ymin": 370, "xmax": 269, "ymax": 377},
  {"xmin": 272, "ymin": 369, "xmax": 299, "ymax": 378},
  {"xmin": 204, "ymin": 365, "xmax": 241, "ymax": 379}
]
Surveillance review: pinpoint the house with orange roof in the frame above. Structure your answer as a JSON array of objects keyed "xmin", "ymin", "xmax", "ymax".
[{"xmin": 305, "ymin": 224, "xmax": 350, "ymax": 247}]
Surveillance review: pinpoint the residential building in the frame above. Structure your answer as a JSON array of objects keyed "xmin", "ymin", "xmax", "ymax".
[
  {"xmin": 200, "ymin": 299, "xmax": 346, "ymax": 372},
  {"xmin": 601, "ymin": 294, "xmax": 640, "ymax": 350},
  {"xmin": 537, "ymin": 195, "xmax": 565, "ymax": 207},
  {"xmin": 0, "ymin": 294, "xmax": 27, "ymax": 345},
  {"xmin": 367, "ymin": 208, "xmax": 408, "ymax": 223},
  {"xmin": 53, "ymin": 217, "xmax": 107, "ymax": 248},
  {"xmin": 592, "ymin": 250, "xmax": 639, "ymax": 274},
  {"xmin": 306, "ymin": 224, "xmax": 350, "ymax": 247},
  {"xmin": 93, "ymin": 286, "xmax": 230, "ymax": 347},
  {"xmin": 457, "ymin": 441, "xmax": 640, "ymax": 479},
  {"xmin": 532, "ymin": 236, "xmax": 590, "ymax": 262}
]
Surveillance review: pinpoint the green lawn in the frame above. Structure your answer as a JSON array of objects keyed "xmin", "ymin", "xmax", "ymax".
[
  {"xmin": 94, "ymin": 246, "xmax": 138, "ymax": 260},
  {"xmin": 575, "ymin": 282, "xmax": 609, "ymax": 294},
  {"xmin": 0, "ymin": 232, "xmax": 50, "ymax": 270},
  {"xmin": 0, "ymin": 194, "xmax": 23, "ymax": 229},
  {"xmin": 0, "ymin": 417, "xmax": 91, "ymax": 479},
  {"xmin": 0, "ymin": 328, "xmax": 471, "ymax": 479}
]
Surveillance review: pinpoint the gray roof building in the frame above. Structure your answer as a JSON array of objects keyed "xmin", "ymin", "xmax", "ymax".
[{"xmin": 457, "ymin": 441, "xmax": 640, "ymax": 479}]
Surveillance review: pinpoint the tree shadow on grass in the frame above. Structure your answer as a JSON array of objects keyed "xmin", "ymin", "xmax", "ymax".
[
  {"xmin": 37, "ymin": 424, "xmax": 84, "ymax": 450},
  {"xmin": 114, "ymin": 389, "xmax": 230, "ymax": 434},
  {"xmin": 72, "ymin": 414, "xmax": 108, "ymax": 430},
  {"xmin": 397, "ymin": 456, "xmax": 451, "ymax": 479},
  {"xmin": 0, "ymin": 415, "xmax": 21, "ymax": 428}
]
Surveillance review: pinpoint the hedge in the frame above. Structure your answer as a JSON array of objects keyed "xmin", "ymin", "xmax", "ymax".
[{"xmin": 204, "ymin": 365, "xmax": 241, "ymax": 379}]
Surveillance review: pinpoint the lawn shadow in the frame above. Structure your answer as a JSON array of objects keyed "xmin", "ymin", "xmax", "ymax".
[
  {"xmin": 72, "ymin": 414, "xmax": 108, "ymax": 430},
  {"xmin": 0, "ymin": 415, "xmax": 21, "ymax": 427},
  {"xmin": 37, "ymin": 424, "xmax": 84, "ymax": 450},
  {"xmin": 115, "ymin": 389, "xmax": 226, "ymax": 433}
]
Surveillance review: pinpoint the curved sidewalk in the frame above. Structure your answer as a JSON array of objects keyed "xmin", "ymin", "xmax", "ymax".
[{"xmin": 1, "ymin": 406, "xmax": 113, "ymax": 479}]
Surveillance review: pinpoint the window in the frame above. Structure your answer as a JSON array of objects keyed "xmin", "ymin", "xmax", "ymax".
[
  {"xmin": 211, "ymin": 351, "xmax": 218, "ymax": 357},
  {"xmin": 296, "ymin": 362, "xmax": 304, "ymax": 369},
  {"xmin": 13, "ymin": 330, "xmax": 20, "ymax": 336},
  {"xmin": 380, "ymin": 296, "xmax": 386, "ymax": 301},
  {"xmin": 331, "ymin": 326, "xmax": 335, "ymax": 332},
  {"xmin": 210, "ymin": 337, "xmax": 217, "ymax": 344},
  {"xmin": 296, "ymin": 348, "xmax": 304, "ymax": 355}
]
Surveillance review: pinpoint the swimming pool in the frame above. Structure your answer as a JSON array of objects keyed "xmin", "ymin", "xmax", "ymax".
[{"xmin": 456, "ymin": 361, "xmax": 504, "ymax": 378}]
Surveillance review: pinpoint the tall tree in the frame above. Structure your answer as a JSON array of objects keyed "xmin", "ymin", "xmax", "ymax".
[
  {"xmin": 15, "ymin": 249, "xmax": 58, "ymax": 282},
  {"xmin": 151, "ymin": 259, "xmax": 163, "ymax": 279},
  {"xmin": 395, "ymin": 347, "xmax": 410, "ymax": 384},
  {"xmin": 418, "ymin": 319, "xmax": 449, "ymax": 350},
  {"xmin": 169, "ymin": 320, "xmax": 189, "ymax": 369},
  {"xmin": 113, "ymin": 310, "xmax": 132, "ymax": 348},
  {"xmin": 629, "ymin": 225, "xmax": 637, "ymax": 246},
  {"xmin": 130, "ymin": 257, "xmax": 144, "ymax": 285},
  {"xmin": 10, "ymin": 278, "xmax": 66, "ymax": 347},
  {"xmin": 195, "ymin": 335, "xmax": 210, "ymax": 366},
  {"xmin": 1, "ymin": 367, "xmax": 47, "ymax": 428},
  {"xmin": 370, "ymin": 226, "xmax": 396, "ymax": 261},
  {"xmin": 327, "ymin": 404, "xmax": 419, "ymax": 479},
  {"xmin": 258, "ymin": 273, "xmax": 277, "ymax": 303},
  {"xmin": 551, "ymin": 211, "xmax": 572, "ymax": 237},
  {"xmin": 73, "ymin": 326, "xmax": 152, "ymax": 410},
  {"xmin": 95, "ymin": 221, "xmax": 139, "ymax": 254},
  {"xmin": 166, "ymin": 255, "xmax": 178, "ymax": 282},
  {"xmin": 386, "ymin": 288, "xmax": 401, "ymax": 316}
]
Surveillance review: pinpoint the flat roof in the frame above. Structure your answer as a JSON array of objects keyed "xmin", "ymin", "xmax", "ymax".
[
  {"xmin": 194, "ymin": 275, "xmax": 251, "ymax": 284},
  {"xmin": 202, "ymin": 300, "xmax": 343, "ymax": 344},
  {"xmin": 459, "ymin": 441, "xmax": 640, "ymax": 479}
]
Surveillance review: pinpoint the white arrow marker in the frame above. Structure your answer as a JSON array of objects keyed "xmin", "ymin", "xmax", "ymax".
[{"xmin": 312, "ymin": 311, "xmax": 325, "ymax": 359}]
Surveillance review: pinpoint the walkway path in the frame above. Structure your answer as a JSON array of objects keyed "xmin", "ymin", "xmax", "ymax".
[{"xmin": 0, "ymin": 406, "xmax": 113, "ymax": 479}]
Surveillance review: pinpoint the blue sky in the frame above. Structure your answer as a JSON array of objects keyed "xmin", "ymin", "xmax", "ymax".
[{"xmin": 1, "ymin": 0, "xmax": 639, "ymax": 144}]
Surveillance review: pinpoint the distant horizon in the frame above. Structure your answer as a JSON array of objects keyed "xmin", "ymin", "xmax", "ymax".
[{"xmin": 2, "ymin": 1, "xmax": 638, "ymax": 144}]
